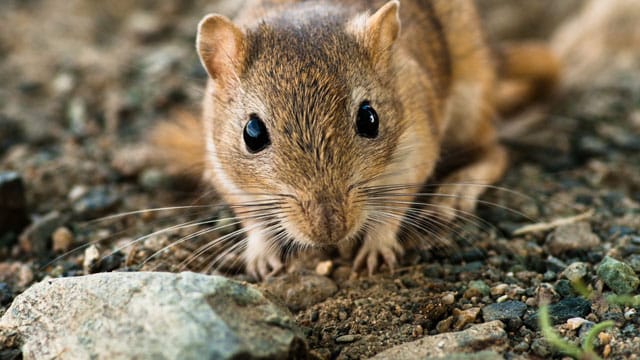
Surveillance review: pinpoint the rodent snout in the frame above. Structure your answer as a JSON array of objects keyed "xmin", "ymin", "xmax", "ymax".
[{"xmin": 295, "ymin": 197, "xmax": 354, "ymax": 245}]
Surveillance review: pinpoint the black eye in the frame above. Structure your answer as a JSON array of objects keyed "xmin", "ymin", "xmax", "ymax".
[
  {"xmin": 243, "ymin": 115, "xmax": 271, "ymax": 153},
  {"xmin": 356, "ymin": 101, "xmax": 379, "ymax": 138}
]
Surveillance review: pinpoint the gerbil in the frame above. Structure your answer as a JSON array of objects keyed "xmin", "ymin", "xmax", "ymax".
[{"xmin": 157, "ymin": 0, "xmax": 559, "ymax": 279}]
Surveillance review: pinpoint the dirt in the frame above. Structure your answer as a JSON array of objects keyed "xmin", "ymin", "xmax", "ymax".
[{"xmin": 1, "ymin": 1, "xmax": 640, "ymax": 359}]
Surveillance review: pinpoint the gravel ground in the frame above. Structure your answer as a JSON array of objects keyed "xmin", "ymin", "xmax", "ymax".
[{"xmin": 1, "ymin": 1, "xmax": 640, "ymax": 359}]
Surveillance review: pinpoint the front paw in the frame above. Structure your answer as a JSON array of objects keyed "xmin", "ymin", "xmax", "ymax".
[
  {"xmin": 246, "ymin": 252, "xmax": 284, "ymax": 281},
  {"xmin": 352, "ymin": 236, "xmax": 404, "ymax": 276}
]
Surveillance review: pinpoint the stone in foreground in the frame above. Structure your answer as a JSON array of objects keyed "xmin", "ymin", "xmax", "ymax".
[
  {"xmin": 370, "ymin": 321, "xmax": 507, "ymax": 360},
  {"xmin": 0, "ymin": 272, "xmax": 307, "ymax": 360},
  {"xmin": 596, "ymin": 256, "xmax": 640, "ymax": 295}
]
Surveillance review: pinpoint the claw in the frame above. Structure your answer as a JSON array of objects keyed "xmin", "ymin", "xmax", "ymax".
[
  {"xmin": 246, "ymin": 252, "xmax": 283, "ymax": 281},
  {"xmin": 352, "ymin": 236, "xmax": 403, "ymax": 276}
]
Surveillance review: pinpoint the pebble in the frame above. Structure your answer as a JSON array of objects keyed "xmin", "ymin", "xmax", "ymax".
[
  {"xmin": 530, "ymin": 338, "xmax": 551, "ymax": 357},
  {"xmin": 0, "ymin": 282, "xmax": 13, "ymax": 306},
  {"xmin": 596, "ymin": 256, "xmax": 640, "ymax": 294},
  {"xmin": 335, "ymin": 335, "xmax": 357, "ymax": 343},
  {"xmin": 18, "ymin": 211, "xmax": 64, "ymax": 256},
  {"xmin": 598, "ymin": 332, "xmax": 612, "ymax": 345},
  {"xmin": 413, "ymin": 325, "xmax": 424, "ymax": 337},
  {"xmin": 566, "ymin": 317, "xmax": 589, "ymax": 330},
  {"xmin": 83, "ymin": 245, "xmax": 100, "ymax": 274},
  {"xmin": 67, "ymin": 185, "xmax": 88, "ymax": 202},
  {"xmin": 546, "ymin": 222, "xmax": 601, "ymax": 256},
  {"xmin": 554, "ymin": 279, "xmax": 576, "ymax": 298},
  {"xmin": 261, "ymin": 274, "xmax": 338, "ymax": 311},
  {"xmin": 441, "ymin": 293, "xmax": 456, "ymax": 305},
  {"xmin": 464, "ymin": 280, "xmax": 490, "ymax": 299},
  {"xmin": 452, "ymin": 307, "xmax": 480, "ymax": 330},
  {"xmin": 436, "ymin": 316, "xmax": 454, "ymax": 333},
  {"xmin": 481, "ymin": 301, "xmax": 527, "ymax": 331},
  {"xmin": 370, "ymin": 321, "xmax": 507, "ymax": 359},
  {"xmin": 73, "ymin": 187, "xmax": 121, "ymax": 219},
  {"xmin": 490, "ymin": 284, "xmax": 508, "ymax": 297},
  {"xmin": 315, "ymin": 260, "xmax": 333, "ymax": 276},
  {"xmin": 624, "ymin": 308, "xmax": 636, "ymax": 320},
  {"xmin": 561, "ymin": 262, "xmax": 588, "ymax": 283},
  {"xmin": 52, "ymin": 227, "xmax": 74, "ymax": 253},
  {"xmin": 525, "ymin": 297, "xmax": 591, "ymax": 329},
  {"xmin": 0, "ymin": 172, "xmax": 29, "ymax": 240},
  {"xmin": 0, "ymin": 262, "xmax": 34, "ymax": 290}
]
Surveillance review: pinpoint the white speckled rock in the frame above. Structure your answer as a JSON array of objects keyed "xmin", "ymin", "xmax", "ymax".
[
  {"xmin": 370, "ymin": 321, "xmax": 507, "ymax": 360},
  {"xmin": 0, "ymin": 272, "xmax": 307, "ymax": 360}
]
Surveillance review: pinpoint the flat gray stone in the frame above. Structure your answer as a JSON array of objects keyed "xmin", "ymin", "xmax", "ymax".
[
  {"xmin": 370, "ymin": 321, "xmax": 507, "ymax": 360},
  {"xmin": 0, "ymin": 272, "xmax": 307, "ymax": 360}
]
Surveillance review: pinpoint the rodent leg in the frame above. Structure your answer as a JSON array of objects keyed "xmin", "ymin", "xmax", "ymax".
[
  {"xmin": 432, "ymin": 144, "xmax": 508, "ymax": 222},
  {"xmin": 353, "ymin": 221, "xmax": 405, "ymax": 276},
  {"xmin": 244, "ymin": 227, "xmax": 283, "ymax": 280}
]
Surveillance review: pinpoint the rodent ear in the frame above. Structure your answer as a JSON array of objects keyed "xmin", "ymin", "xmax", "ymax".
[
  {"xmin": 196, "ymin": 14, "xmax": 245, "ymax": 83},
  {"xmin": 366, "ymin": 0, "xmax": 401, "ymax": 55}
]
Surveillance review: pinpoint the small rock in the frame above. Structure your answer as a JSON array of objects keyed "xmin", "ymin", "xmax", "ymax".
[
  {"xmin": 442, "ymin": 293, "xmax": 456, "ymax": 305},
  {"xmin": 525, "ymin": 297, "xmax": 591, "ymax": 329},
  {"xmin": 67, "ymin": 185, "xmax": 88, "ymax": 202},
  {"xmin": 413, "ymin": 325, "xmax": 424, "ymax": 337},
  {"xmin": 335, "ymin": 335, "xmax": 357, "ymax": 343},
  {"xmin": 546, "ymin": 222, "xmax": 600, "ymax": 256},
  {"xmin": 566, "ymin": 317, "xmax": 589, "ymax": 330},
  {"xmin": 261, "ymin": 274, "xmax": 338, "ymax": 311},
  {"xmin": 624, "ymin": 308, "xmax": 636, "ymax": 320},
  {"xmin": 481, "ymin": 301, "xmax": 527, "ymax": 331},
  {"xmin": 0, "ymin": 172, "xmax": 29, "ymax": 245},
  {"xmin": 530, "ymin": 338, "xmax": 552, "ymax": 357},
  {"xmin": 315, "ymin": 260, "xmax": 333, "ymax": 276},
  {"xmin": 83, "ymin": 245, "xmax": 100, "ymax": 274},
  {"xmin": 490, "ymin": 284, "xmax": 508, "ymax": 297},
  {"xmin": 561, "ymin": 262, "xmax": 589, "ymax": 283},
  {"xmin": 0, "ymin": 283, "xmax": 13, "ymax": 306},
  {"xmin": 425, "ymin": 351, "xmax": 504, "ymax": 360},
  {"xmin": 465, "ymin": 280, "xmax": 490, "ymax": 299},
  {"xmin": 436, "ymin": 316, "xmax": 454, "ymax": 333},
  {"xmin": 73, "ymin": 187, "xmax": 121, "ymax": 219},
  {"xmin": 370, "ymin": 321, "xmax": 507, "ymax": 359},
  {"xmin": 0, "ymin": 272, "xmax": 307, "ymax": 359},
  {"xmin": 453, "ymin": 307, "xmax": 480, "ymax": 330},
  {"xmin": 0, "ymin": 262, "xmax": 34, "ymax": 290},
  {"xmin": 554, "ymin": 279, "xmax": 576, "ymax": 298},
  {"xmin": 596, "ymin": 256, "xmax": 640, "ymax": 294},
  {"xmin": 19, "ymin": 211, "xmax": 64, "ymax": 256},
  {"xmin": 52, "ymin": 227, "xmax": 74, "ymax": 253},
  {"xmin": 598, "ymin": 331, "xmax": 611, "ymax": 345}
]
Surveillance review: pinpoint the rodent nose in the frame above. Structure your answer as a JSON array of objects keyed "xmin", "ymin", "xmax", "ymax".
[{"xmin": 307, "ymin": 201, "xmax": 347, "ymax": 244}]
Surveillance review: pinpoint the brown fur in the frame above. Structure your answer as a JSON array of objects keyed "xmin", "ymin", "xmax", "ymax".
[{"xmin": 156, "ymin": 0, "xmax": 558, "ymax": 279}]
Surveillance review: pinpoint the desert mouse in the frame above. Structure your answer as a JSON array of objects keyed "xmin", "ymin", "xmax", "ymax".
[{"xmin": 156, "ymin": 0, "xmax": 559, "ymax": 279}]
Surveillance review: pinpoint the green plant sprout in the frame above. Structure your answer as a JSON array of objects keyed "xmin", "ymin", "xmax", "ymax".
[{"xmin": 538, "ymin": 305, "xmax": 614, "ymax": 360}]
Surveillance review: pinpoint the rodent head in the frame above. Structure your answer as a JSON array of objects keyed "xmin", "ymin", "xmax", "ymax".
[{"xmin": 197, "ymin": 1, "xmax": 407, "ymax": 246}]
